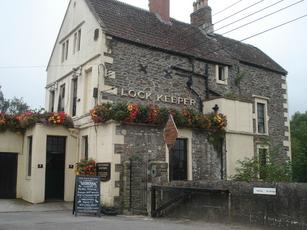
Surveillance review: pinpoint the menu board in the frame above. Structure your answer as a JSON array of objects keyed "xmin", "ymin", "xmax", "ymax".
[
  {"xmin": 96, "ymin": 163, "xmax": 111, "ymax": 182},
  {"xmin": 73, "ymin": 176, "xmax": 101, "ymax": 217}
]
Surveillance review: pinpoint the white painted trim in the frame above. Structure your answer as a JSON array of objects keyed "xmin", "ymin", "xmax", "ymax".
[
  {"xmin": 281, "ymin": 76, "xmax": 287, "ymax": 80},
  {"xmin": 252, "ymin": 95, "xmax": 270, "ymax": 101},
  {"xmin": 165, "ymin": 129, "xmax": 193, "ymax": 181},
  {"xmin": 254, "ymin": 97, "xmax": 269, "ymax": 135},
  {"xmin": 285, "ymin": 131, "xmax": 289, "ymax": 137},
  {"xmin": 283, "ymin": 94, "xmax": 288, "ymax": 100},
  {"xmin": 215, "ymin": 65, "xmax": 228, "ymax": 85},
  {"xmin": 283, "ymin": 103, "xmax": 288, "ymax": 109}
]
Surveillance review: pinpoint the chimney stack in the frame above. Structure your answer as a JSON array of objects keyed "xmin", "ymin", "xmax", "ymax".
[
  {"xmin": 149, "ymin": 0, "xmax": 170, "ymax": 23},
  {"xmin": 191, "ymin": 0, "xmax": 213, "ymax": 33}
]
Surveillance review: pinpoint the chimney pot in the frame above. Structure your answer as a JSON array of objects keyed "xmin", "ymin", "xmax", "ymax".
[
  {"xmin": 149, "ymin": 0, "xmax": 170, "ymax": 23},
  {"xmin": 191, "ymin": 0, "xmax": 213, "ymax": 33}
]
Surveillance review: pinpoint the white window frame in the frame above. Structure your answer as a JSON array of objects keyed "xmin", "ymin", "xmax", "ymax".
[
  {"xmin": 165, "ymin": 130, "xmax": 193, "ymax": 182},
  {"xmin": 216, "ymin": 65, "xmax": 228, "ymax": 85},
  {"xmin": 61, "ymin": 39, "xmax": 69, "ymax": 62},
  {"xmin": 73, "ymin": 29, "xmax": 81, "ymax": 54},
  {"xmin": 254, "ymin": 97, "xmax": 269, "ymax": 135}
]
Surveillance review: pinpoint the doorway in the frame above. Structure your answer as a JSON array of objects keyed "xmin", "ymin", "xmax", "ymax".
[
  {"xmin": 0, "ymin": 153, "xmax": 17, "ymax": 198},
  {"xmin": 169, "ymin": 139, "xmax": 188, "ymax": 181},
  {"xmin": 45, "ymin": 136, "xmax": 66, "ymax": 200}
]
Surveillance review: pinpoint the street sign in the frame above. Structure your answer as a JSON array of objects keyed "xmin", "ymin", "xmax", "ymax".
[{"xmin": 253, "ymin": 187, "xmax": 277, "ymax": 196}]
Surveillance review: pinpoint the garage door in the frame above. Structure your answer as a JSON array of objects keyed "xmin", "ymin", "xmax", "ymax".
[{"xmin": 0, "ymin": 153, "xmax": 18, "ymax": 199}]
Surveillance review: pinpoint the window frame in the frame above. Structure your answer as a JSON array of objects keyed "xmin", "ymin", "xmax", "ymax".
[
  {"xmin": 58, "ymin": 84, "xmax": 65, "ymax": 112},
  {"xmin": 71, "ymin": 78, "xmax": 78, "ymax": 117},
  {"xmin": 49, "ymin": 90, "xmax": 55, "ymax": 112},
  {"xmin": 215, "ymin": 65, "xmax": 228, "ymax": 85},
  {"xmin": 27, "ymin": 136, "xmax": 33, "ymax": 178},
  {"xmin": 254, "ymin": 97, "xmax": 269, "ymax": 135},
  {"xmin": 257, "ymin": 144, "xmax": 270, "ymax": 180},
  {"xmin": 81, "ymin": 136, "xmax": 89, "ymax": 160}
]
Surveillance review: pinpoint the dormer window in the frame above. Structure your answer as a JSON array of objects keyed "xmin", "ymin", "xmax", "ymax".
[{"xmin": 216, "ymin": 65, "xmax": 228, "ymax": 85}]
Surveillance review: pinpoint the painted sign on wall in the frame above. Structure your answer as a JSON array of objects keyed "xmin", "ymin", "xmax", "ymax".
[{"xmin": 119, "ymin": 88, "xmax": 197, "ymax": 106}]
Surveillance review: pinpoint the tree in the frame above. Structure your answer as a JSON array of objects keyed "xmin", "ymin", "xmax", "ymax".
[
  {"xmin": 0, "ymin": 86, "xmax": 30, "ymax": 114},
  {"xmin": 232, "ymin": 148, "xmax": 292, "ymax": 183},
  {"xmin": 291, "ymin": 112, "xmax": 307, "ymax": 182}
]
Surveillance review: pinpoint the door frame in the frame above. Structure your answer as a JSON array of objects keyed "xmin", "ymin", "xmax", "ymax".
[{"xmin": 45, "ymin": 136, "xmax": 67, "ymax": 200}]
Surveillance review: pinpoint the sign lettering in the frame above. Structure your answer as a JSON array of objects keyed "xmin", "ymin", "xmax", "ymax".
[{"xmin": 120, "ymin": 88, "xmax": 196, "ymax": 106}]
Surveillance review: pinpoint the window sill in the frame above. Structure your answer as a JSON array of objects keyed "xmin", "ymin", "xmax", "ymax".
[{"xmin": 216, "ymin": 80, "xmax": 228, "ymax": 85}]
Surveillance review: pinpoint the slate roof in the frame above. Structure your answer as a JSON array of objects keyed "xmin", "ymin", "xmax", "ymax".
[{"xmin": 85, "ymin": 0, "xmax": 287, "ymax": 75}]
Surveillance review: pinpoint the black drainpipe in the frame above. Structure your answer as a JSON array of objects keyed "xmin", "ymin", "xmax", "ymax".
[{"xmin": 205, "ymin": 63, "xmax": 210, "ymax": 100}]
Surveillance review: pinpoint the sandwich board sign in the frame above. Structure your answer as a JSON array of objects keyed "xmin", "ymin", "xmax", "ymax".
[{"xmin": 73, "ymin": 176, "xmax": 101, "ymax": 217}]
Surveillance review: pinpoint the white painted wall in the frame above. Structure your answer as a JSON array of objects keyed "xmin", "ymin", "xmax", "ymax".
[
  {"xmin": 19, "ymin": 124, "xmax": 77, "ymax": 204},
  {"xmin": 204, "ymin": 98, "xmax": 255, "ymax": 179},
  {"xmin": 78, "ymin": 121, "xmax": 124, "ymax": 207},
  {"xmin": 226, "ymin": 133, "xmax": 254, "ymax": 178},
  {"xmin": 46, "ymin": 0, "xmax": 114, "ymax": 118},
  {"xmin": 204, "ymin": 98, "xmax": 253, "ymax": 134},
  {"xmin": 0, "ymin": 131, "xmax": 24, "ymax": 198}
]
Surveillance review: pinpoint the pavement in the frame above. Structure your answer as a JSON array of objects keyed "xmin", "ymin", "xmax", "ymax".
[
  {"xmin": 0, "ymin": 199, "xmax": 72, "ymax": 213},
  {"xmin": 0, "ymin": 199, "xmax": 268, "ymax": 230}
]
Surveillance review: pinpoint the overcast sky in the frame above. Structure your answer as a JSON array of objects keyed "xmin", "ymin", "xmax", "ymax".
[{"xmin": 0, "ymin": 0, "xmax": 306, "ymax": 116}]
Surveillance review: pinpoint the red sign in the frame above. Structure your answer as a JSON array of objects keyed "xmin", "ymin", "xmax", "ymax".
[{"xmin": 163, "ymin": 114, "xmax": 178, "ymax": 151}]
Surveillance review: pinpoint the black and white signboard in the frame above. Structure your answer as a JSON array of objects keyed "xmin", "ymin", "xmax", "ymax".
[
  {"xmin": 253, "ymin": 187, "xmax": 277, "ymax": 196},
  {"xmin": 73, "ymin": 176, "xmax": 101, "ymax": 217},
  {"xmin": 96, "ymin": 163, "xmax": 111, "ymax": 182}
]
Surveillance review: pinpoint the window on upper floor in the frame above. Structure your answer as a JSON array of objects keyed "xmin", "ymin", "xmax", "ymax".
[
  {"xmin": 81, "ymin": 136, "xmax": 89, "ymax": 160},
  {"xmin": 73, "ymin": 29, "xmax": 81, "ymax": 54},
  {"xmin": 61, "ymin": 40, "xmax": 69, "ymax": 62},
  {"xmin": 58, "ymin": 84, "xmax": 65, "ymax": 112},
  {"xmin": 49, "ymin": 90, "xmax": 55, "ymax": 112},
  {"xmin": 254, "ymin": 97, "xmax": 269, "ymax": 135},
  {"xmin": 216, "ymin": 65, "xmax": 228, "ymax": 85},
  {"xmin": 71, "ymin": 78, "xmax": 78, "ymax": 117},
  {"xmin": 94, "ymin": 29, "xmax": 99, "ymax": 41}
]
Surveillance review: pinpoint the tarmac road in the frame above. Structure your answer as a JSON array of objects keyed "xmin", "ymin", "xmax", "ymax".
[{"xmin": 0, "ymin": 210, "xmax": 266, "ymax": 230}]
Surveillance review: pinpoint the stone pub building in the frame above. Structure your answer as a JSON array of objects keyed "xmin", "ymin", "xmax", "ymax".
[{"xmin": 0, "ymin": 0, "xmax": 290, "ymax": 215}]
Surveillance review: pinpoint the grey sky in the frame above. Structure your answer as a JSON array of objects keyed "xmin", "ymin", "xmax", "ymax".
[{"xmin": 0, "ymin": 0, "xmax": 306, "ymax": 116}]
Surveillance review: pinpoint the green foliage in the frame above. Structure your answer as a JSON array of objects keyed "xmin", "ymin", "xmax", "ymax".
[
  {"xmin": 91, "ymin": 102, "xmax": 227, "ymax": 132},
  {"xmin": 291, "ymin": 112, "xmax": 307, "ymax": 182},
  {"xmin": 232, "ymin": 149, "xmax": 292, "ymax": 182},
  {"xmin": 0, "ymin": 86, "xmax": 30, "ymax": 114}
]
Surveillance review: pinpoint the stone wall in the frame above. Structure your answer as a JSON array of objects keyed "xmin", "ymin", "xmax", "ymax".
[
  {"xmin": 104, "ymin": 39, "xmax": 288, "ymax": 160},
  {"xmin": 152, "ymin": 181, "xmax": 307, "ymax": 230},
  {"xmin": 114, "ymin": 123, "xmax": 221, "ymax": 214}
]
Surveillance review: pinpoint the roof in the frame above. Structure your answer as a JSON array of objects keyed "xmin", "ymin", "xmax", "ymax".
[{"xmin": 85, "ymin": 0, "xmax": 287, "ymax": 75}]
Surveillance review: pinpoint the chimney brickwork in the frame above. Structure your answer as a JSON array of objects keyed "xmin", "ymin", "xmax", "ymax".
[
  {"xmin": 149, "ymin": 0, "xmax": 170, "ymax": 23},
  {"xmin": 191, "ymin": 0, "xmax": 213, "ymax": 33}
]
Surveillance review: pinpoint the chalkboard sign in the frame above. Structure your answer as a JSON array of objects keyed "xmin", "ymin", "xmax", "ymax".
[
  {"xmin": 73, "ymin": 176, "xmax": 101, "ymax": 217},
  {"xmin": 96, "ymin": 163, "xmax": 111, "ymax": 182}
]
